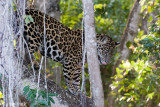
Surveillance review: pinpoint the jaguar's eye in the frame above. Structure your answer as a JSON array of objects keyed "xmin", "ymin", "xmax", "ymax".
[{"xmin": 116, "ymin": 42, "xmax": 120, "ymax": 45}]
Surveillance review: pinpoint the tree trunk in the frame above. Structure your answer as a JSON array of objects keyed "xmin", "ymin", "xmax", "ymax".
[
  {"xmin": 107, "ymin": 0, "xmax": 142, "ymax": 106},
  {"xmin": 82, "ymin": 0, "xmax": 104, "ymax": 107}
]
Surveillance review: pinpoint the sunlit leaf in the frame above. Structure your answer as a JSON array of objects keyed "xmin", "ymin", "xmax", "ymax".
[
  {"xmin": 13, "ymin": 2, "xmax": 16, "ymax": 11},
  {"xmin": 148, "ymin": 6, "xmax": 152, "ymax": 13},
  {"xmin": 0, "ymin": 91, "xmax": 3, "ymax": 98},
  {"xmin": 147, "ymin": 92, "xmax": 155, "ymax": 99},
  {"xmin": 126, "ymin": 41, "xmax": 132, "ymax": 49}
]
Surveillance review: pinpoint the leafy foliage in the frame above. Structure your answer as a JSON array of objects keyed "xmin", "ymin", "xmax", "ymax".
[
  {"xmin": 60, "ymin": 0, "xmax": 83, "ymax": 29},
  {"xmin": 60, "ymin": 0, "xmax": 133, "ymax": 39},
  {"xmin": 110, "ymin": 1, "xmax": 160, "ymax": 106},
  {"xmin": 112, "ymin": 60, "xmax": 160, "ymax": 106},
  {"xmin": 94, "ymin": 0, "xmax": 134, "ymax": 38},
  {"xmin": 23, "ymin": 86, "xmax": 57, "ymax": 107}
]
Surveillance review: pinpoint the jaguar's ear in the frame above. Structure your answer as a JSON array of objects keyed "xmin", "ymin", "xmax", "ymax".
[{"xmin": 97, "ymin": 36, "xmax": 108, "ymax": 44}]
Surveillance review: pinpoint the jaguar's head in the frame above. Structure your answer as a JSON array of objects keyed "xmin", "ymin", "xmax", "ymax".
[{"xmin": 96, "ymin": 35, "xmax": 120, "ymax": 65}]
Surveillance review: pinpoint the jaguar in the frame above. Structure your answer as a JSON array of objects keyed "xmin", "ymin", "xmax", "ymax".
[{"xmin": 23, "ymin": 9, "xmax": 119, "ymax": 95}]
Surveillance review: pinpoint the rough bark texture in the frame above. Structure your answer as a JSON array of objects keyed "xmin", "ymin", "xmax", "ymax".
[
  {"xmin": 82, "ymin": 0, "xmax": 104, "ymax": 107},
  {"xmin": 107, "ymin": 0, "xmax": 142, "ymax": 106},
  {"xmin": 140, "ymin": 16, "xmax": 148, "ymax": 35}
]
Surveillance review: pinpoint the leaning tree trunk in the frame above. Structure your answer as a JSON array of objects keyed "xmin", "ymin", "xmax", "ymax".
[
  {"xmin": 107, "ymin": 0, "xmax": 142, "ymax": 106},
  {"xmin": 82, "ymin": 0, "xmax": 104, "ymax": 107}
]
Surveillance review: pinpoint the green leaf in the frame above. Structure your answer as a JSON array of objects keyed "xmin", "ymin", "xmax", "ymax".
[
  {"xmin": 23, "ymin": 86, "xmax": 30, "ymax": 95},
  {"xmin": 145, "ymin": 66, "xmax": 152, "ymax": 71},
  {"xmin": 48, "ymin": 100, "xmax": 51, "ymax": 106},
  {"xmin": 26, "ymin": 91, "xmax": 32, "ymax": 101},
  {"xmin": 25, "ymin": 18, "xmax": 30, "ymax": 25},
  {"xmin": 30, "ymin": 103, "xmax": 36, "ymax": 107},
  {"xmin": 144, "ymin": 43, "xmax": 154, "ymax": 47},
  {"xmin": 48, "ymin": 93, "xmax": 57, "ymax": 96},
  {"xmin": 30, "ymin": 93, "xmax": 36, "ymax": 101},
  {"xmin": 126, "ymin": 41, "xmax": 132, "ymax": 49},
  {"xmin": 49, "ymin": 97, "xmax": 55, "ymax": 104},
  {"xmin": 137, "ymin": 77, "xmax": 143, "ymax": 82},
  {"xmin": 147, "ymin": 6, "xmax": 152, "ymax": 13},
  {"xmin": 148, "ymin": 16, "xmax": 153, "ymax": 23},
  {"xmin": 141, "ymin": 5, "xmax": 147, "ymax": 13},
  {"xmin": 38, "ymin": 91, "xmax": 43, "ymax": 98},
  {"xmin": 94, "ymin": 4, "xmax": 103, "ymax": 9},
  {"xmin": 118, "ymin": 86, "xmax": 125, "ymax": 93},
  {"xmin": 40, "ymin": 91, "xmax": 47, "ymax": 98},
  {"xmin": 147, "ymin": 85, "xmax": 150, "ymax": 92},
  {"xmin": 124, "ymin": 93, "xmax": 131, "ymax": 96},
  {"xmin": 24, "ymin": 15, "xmax": 34, "ymax": 25},
  {"xmin": 147, "ymin": 92, "xmax": 155, "ymax": 99},
  {"xmin": 13, "ymin": 2, "xmax": 17, "ymax": 11},
  {"xmin": 28, "ymin": 15, "xmax": 34, "ymax": 22}
]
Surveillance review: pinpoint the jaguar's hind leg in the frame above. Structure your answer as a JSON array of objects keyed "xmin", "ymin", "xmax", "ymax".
[{"xmin": 63, "ymin": 62, "xmax": 81, "ymax": 95}]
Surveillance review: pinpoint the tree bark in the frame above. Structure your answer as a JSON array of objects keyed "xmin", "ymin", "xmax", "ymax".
[
  {"xmin": 82, "ymin": 0, "xmax": 104, "ymax": 107},
  {"xmin": 141, "ymin": 16, "xmax": 148, "ymax": 34},
  {"xmin": 107, "ymin": 0, "xmax": 142, "ymax": 106}
]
